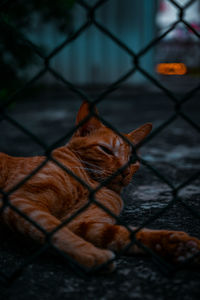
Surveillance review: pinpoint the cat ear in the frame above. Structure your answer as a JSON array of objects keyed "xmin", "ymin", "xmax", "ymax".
[
  {"xmin": 75, "ymin": 101, "xmax": 103, "ymax": 136},
  {"xmin": 128, "ymin": 123, "xmax": 152, "ymax": 145}
]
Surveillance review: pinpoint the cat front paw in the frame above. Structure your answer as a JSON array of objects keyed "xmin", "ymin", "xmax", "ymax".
[
  {"xmin": 155, "ymin": 232, "xmax": 200, "ymax": 267},
  {"xmin": 73, "ymin": 245, "xmax": 116, "ymax": 273}
]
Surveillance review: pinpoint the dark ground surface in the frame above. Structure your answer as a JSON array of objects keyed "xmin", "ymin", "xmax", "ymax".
[{"xmin": 0, "ymin": 89, "xmax": 200, "ymax": 299}]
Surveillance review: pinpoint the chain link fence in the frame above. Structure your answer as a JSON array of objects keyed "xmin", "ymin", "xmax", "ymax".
[{"xmin": 0, "ymin": 0, "xmax": 200, "ymax": 284}]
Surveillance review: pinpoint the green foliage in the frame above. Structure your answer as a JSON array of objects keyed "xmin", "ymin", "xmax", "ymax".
[{"xmin": 0, "ymin": 0, "xmax": 75, "ymax": 100}]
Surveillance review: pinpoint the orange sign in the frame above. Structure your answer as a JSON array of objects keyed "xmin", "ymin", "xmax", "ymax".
[{"xmin": 156, "ymin": 63, "xmax": 187, "ymax": 75}]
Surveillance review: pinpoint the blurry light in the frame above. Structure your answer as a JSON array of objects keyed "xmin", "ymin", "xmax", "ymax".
[{"xmin": 156, "ymin": 63, "xmax": 187, "ymax": 75}]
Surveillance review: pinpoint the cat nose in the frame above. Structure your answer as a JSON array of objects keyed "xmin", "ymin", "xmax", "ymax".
[
  {"xmin": 121, "ymin": 167, "xmax": 130, "ymax": 178},
  {"xmin": 121, "ymin": 161, "xmax": 140, "ymax": 177},
  {"xmin": 117, "ymin": 155, "xmax": 128, "ymax": 167}
]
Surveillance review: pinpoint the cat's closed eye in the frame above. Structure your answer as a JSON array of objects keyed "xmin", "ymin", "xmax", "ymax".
[{"xmin": 98, "ymin": 145, "xmax": 113, "ymax": 155}]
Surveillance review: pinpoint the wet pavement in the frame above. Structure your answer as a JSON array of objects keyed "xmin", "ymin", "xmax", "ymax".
[{"xmin": 0, "ymin": 90, "xmax": 200, "ymax": 299}]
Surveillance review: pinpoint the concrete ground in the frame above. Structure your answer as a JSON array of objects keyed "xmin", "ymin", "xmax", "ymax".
[{"xmin": 0, "ymin": 89, "xmax": 200, "ymax": 299}]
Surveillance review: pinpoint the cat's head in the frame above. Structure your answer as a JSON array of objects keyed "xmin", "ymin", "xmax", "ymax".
[{"xmin": 68, "ymin": 101, "xmax": 152, "ymax": 192}]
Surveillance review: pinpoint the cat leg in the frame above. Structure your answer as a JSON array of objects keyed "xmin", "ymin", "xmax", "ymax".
[
  {"xmin": 132, "ymin": 228, "xmax": 200, "ymax": 266},
  {"xmin": 2, "ymin": 196, "xmax": 115, "ymax": 271},
  {"xmin": 69, "ymin": 218, "xmax": 200, "ymax": 266}
]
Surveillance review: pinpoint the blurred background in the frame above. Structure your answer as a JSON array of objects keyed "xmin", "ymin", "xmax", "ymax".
[{"xmin": 0, "ymin": 0, "xmax": 200, "ymax": 98}]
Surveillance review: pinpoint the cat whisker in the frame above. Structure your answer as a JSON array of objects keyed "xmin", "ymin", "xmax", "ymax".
[
  {"xmin": 68, "ymin": 154, "xmax": 103, "ymax": 171},
  {"xmin": 70, "ymin": 166, "xmax": 104, "ymax": 175},
  {"xmin": 79, "ymin": 160, "xmax": 103, "ymax": 170}
]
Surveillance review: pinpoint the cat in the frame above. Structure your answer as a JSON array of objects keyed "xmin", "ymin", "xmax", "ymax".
[{"xmin": 0, "ymin": 101, "xmax": 199, "ymax": 272}]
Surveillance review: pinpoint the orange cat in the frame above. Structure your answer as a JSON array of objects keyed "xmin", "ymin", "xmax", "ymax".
[{"xmin": 0, "ymin": 101, "xmax": 199, "ymax": 272}]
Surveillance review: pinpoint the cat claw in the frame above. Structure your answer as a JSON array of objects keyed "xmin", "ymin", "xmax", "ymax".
[
  {"xmin": 92, "ymin": 251, "xmax": 116, "ymax": 273},
  {"xmin": 79, "ymin": 248, "xmax": 116, "ymax": 273},
  {"xmin": 92, "ymin": 259, "xmax": 117, "ymax": 274}
]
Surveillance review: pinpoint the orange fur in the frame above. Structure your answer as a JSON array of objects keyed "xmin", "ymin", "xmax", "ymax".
[{"xmin": 0, "ymin": 101, "xmax": 199, "ymax": 271}]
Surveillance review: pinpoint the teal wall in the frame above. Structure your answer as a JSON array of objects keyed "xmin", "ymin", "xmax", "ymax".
[{"xmin": 31, "ymin": 0, "xmax": 157, "ymax": 85}]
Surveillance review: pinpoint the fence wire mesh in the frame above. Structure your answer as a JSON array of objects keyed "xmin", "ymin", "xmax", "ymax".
[{"xmin": 0, "ymin": 0, "xmax": 200, "ymax": 284}]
